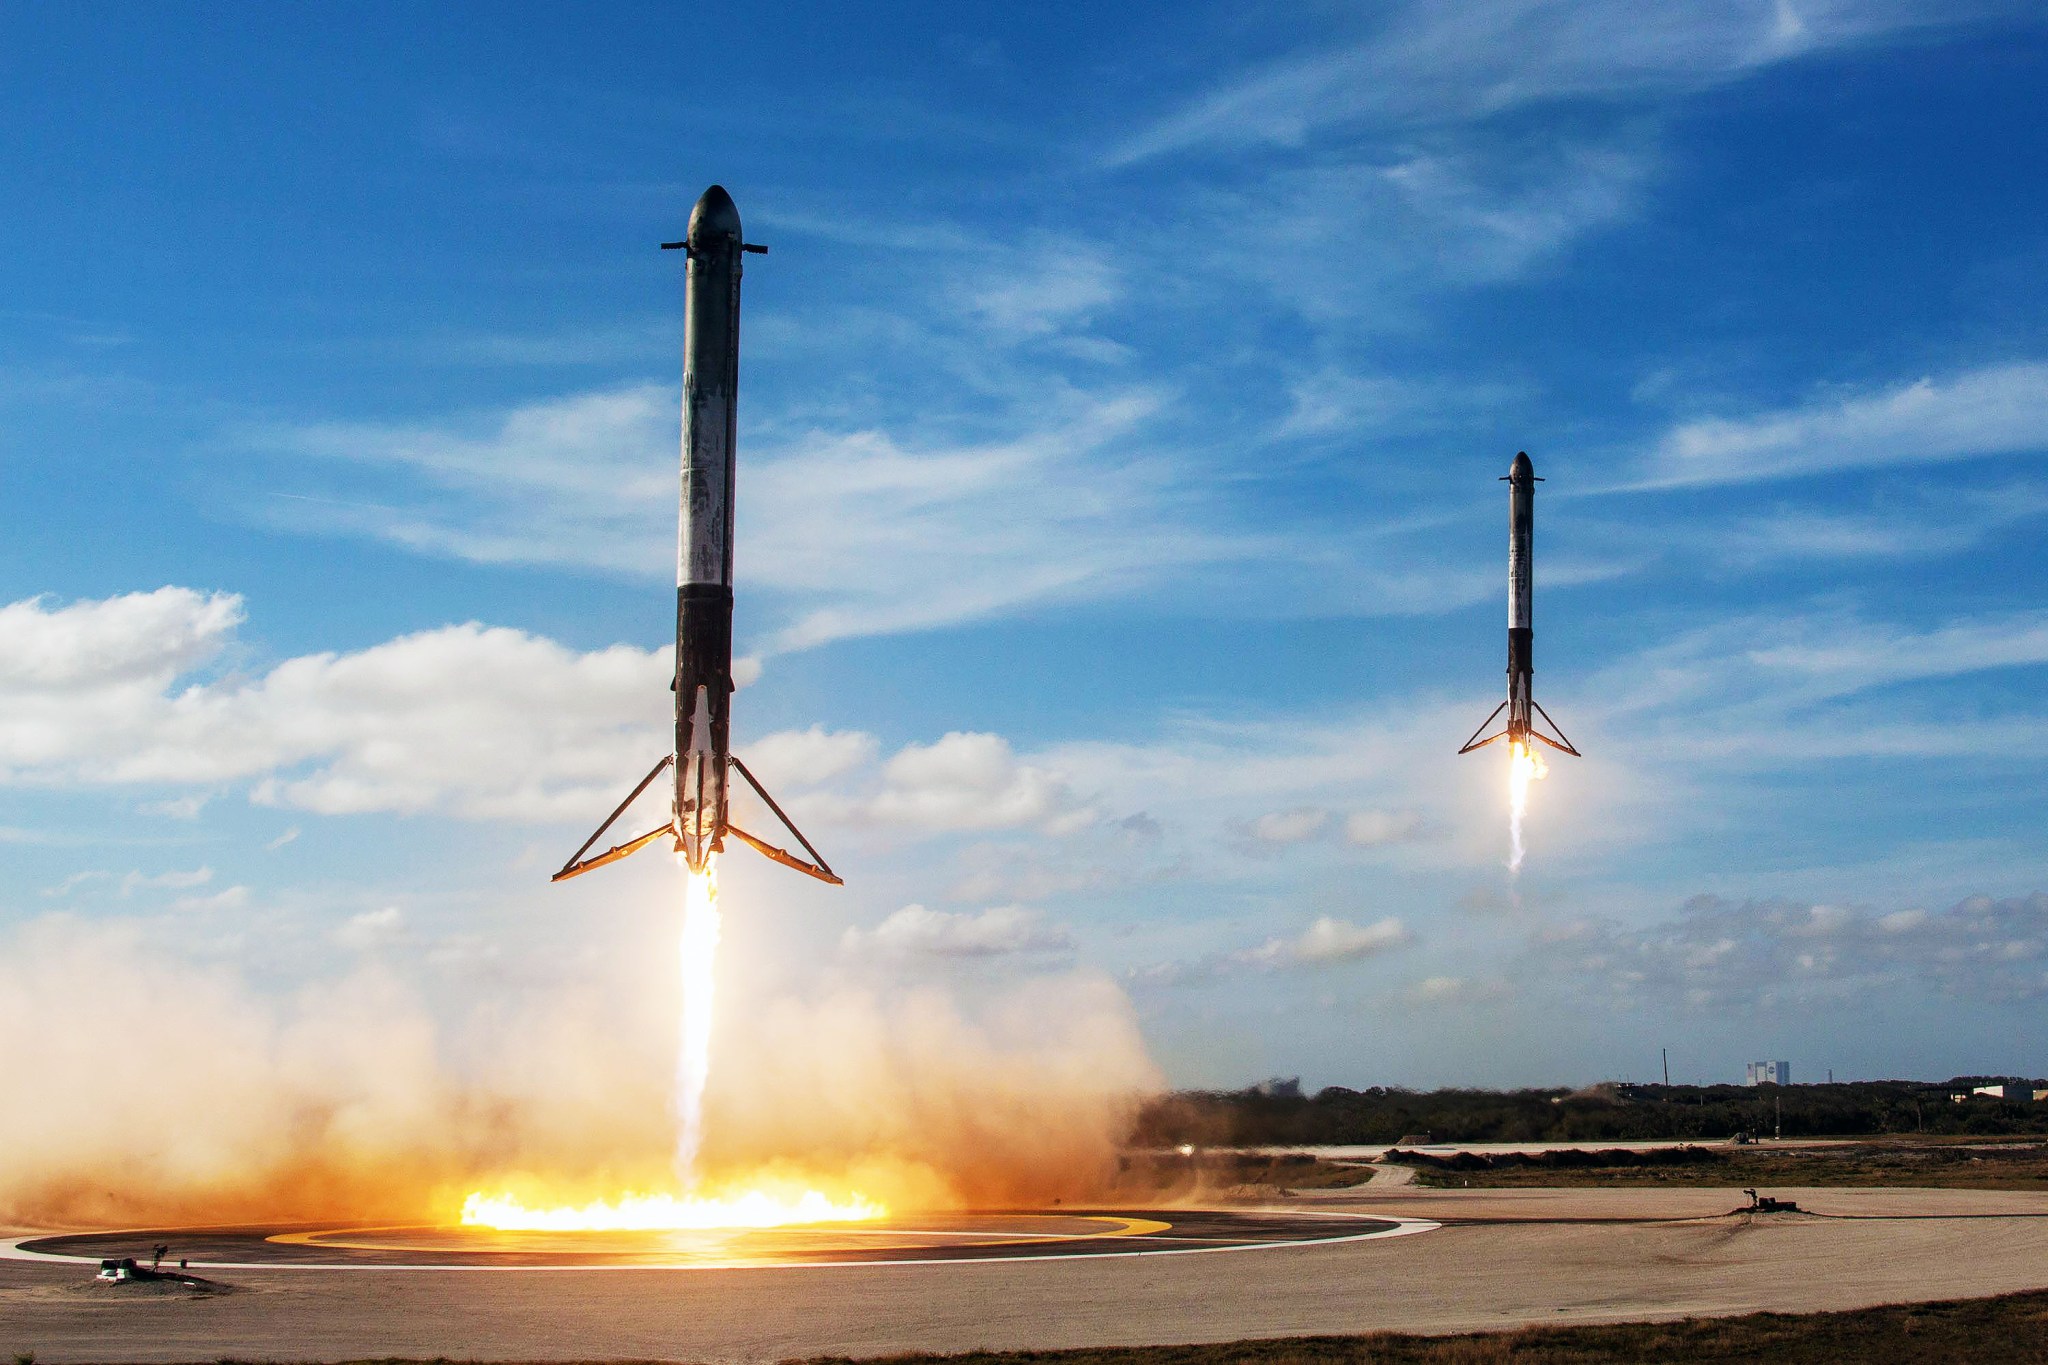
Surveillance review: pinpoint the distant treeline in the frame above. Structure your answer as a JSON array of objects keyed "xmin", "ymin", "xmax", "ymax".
[
  {"xmin": 1132, "ymin": 1078, "xmax": 2048, "ymax": 1146},
  {"xmin": 1385, "ymin": 1145, "xmax": 1725, "ymax": 1173}
]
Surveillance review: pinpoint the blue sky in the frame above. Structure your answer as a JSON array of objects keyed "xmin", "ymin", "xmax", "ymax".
[{"xmin": 4, "ymin": 1, "xmax": 2048, "ymax": 1092}]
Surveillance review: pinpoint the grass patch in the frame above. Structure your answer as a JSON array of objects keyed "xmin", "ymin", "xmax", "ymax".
[
  {"xmin": 1391, "ymin": 1138, "xmax": 2048, "ymax": 1189},
  {"xmin": 1115, "ymin": 1153, "xmax": 1372, "ymax": 1193}
]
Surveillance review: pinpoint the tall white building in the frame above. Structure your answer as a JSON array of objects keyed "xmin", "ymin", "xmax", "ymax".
[{"xmin": 1745, "ymin": 1060, "xmax": 1790, "ymax": 1086}]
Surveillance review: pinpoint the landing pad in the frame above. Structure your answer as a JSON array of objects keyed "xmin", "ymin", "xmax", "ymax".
[{"xmin": 7, "ymin": 1208, "xmax": 1428, "ymax": 1271}]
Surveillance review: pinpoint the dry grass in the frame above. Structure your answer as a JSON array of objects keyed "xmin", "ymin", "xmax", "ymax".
[
  {"xmin": 1403, "ymin": 1139, "xmax": 2048, "ymax": 1190},
  {"xmin": 786, "ymin": 1286, "xmax": 2048, "ymax": 1362},
  {"xmin": 197, "ymin": 1288, "xmax": 2048, "ymax": 1363},
  {"xmin": 1114, "ymin": 1153, "xmax": 1374, "ymax": 1195},
  {"xmin": 220, "ymin": 1293, "xmax": 2048, "ymax": 1365}
]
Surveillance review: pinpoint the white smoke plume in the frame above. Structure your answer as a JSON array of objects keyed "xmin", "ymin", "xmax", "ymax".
[{"xmin": 0, "ymin": 913, "xmax": 1160, "ymax": 1228}]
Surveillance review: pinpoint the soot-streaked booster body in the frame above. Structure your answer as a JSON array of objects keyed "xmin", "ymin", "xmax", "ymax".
[
  {"xmin": 554, "ymin": 186, "xmax": 840, "ymax": 886},
  {"xmin": 1459, "ymin": 451, "xmax": 1580, "ymax": 758}
]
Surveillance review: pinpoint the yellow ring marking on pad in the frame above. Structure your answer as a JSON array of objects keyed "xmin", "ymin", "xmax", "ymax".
[{"xmin": 268, "ymin": 1214, "xmax": 1175, "ymax": 1258}]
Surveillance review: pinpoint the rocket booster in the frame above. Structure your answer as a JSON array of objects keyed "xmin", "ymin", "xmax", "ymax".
[
  {"xmin": 552, "ymin": 186, "xmax": 840, "ymax": 886},
  {"xmin": 673, "ymin": 185, "xmax": 747, "ymax": 874},
  {"xmin": 1460, "ymin": 451, "xmax": 1580, "ymax": 758}
]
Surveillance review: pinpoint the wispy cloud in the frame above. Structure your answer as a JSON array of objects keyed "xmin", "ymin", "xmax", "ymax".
[
  {"xmin": 1247, "ymin": 807, "xmax": 1331, "ymax": 846},
  {"xmin": 841, "ymin": 903, "xmax": 1075, "ymax": 960},
  {"xmin": 256, "ymin": 382, "xmax": 1288, "ymax": 652},
  {"xmin": 1596, "ymin": 606, "xmax": 2048, "ymax": 737},
  {"xmin": 739, "ymin": 394, "xmax": 1248, "ymax": 651},
  {"xmin": 1196, "ymin": 136, "xmax": 1651, "ymax": 321},
  {"xmin": 257, "ymin": 384, "xmax": 675, "ymax": 577},
  {"xmin": 1110, "ymin": 1, "xmax": 1974, "ymax": 166},
  {"xmin": 1710, "ymin": 482, "xmax": 2048, "ymax": 566},
  {"xmin": 1637, "ymin": 361, "xmax": 2048, "ymax": 489},
  {"xmin": 1130, "ymin": 914, "xmax": 1417, "ymax": 989},
  {"xmin": 252, "ymin": 365, "xmax": 1542, "ymax": 649},
  {"xmin": 1346, "ymin": 809, "xmax": 1427, "ymax": 847},
  {"xmin": 1405, "ymin": 974, "xmax": 1510, "ymax": 1006},
  {"xmin": 139, "ymin": 793, "xmax": 209, "ymax": 821},
  {"xmin": 1533, "ymin": 891, "xmax": 2048, "ymax": 1009},
  {"xmin": 174, "ymin": 885, "xmax": 249, "ymax": 913},
  {"xmin": 125, "ymin": 866, "xmax": 212, "ymax": 896},
  {"xmin": 954, "ymin": 244, "xmax": 1122, "ymax": 342}
]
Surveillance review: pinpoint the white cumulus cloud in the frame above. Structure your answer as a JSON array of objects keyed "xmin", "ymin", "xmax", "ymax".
[
  {"xmin": 0, "ymin": 590, "xmax": 669, "ymax": 822},
  {"xmin": 855, "ymin": 732, "xmax": 1096, "ymax": 835},
  {"xmin": 1239, "ymin": 915, "xmax": 1414, "ymax": 968},
  {"xmin": 335, "ymin": 906, "xmax": 407, "ymax": 951},
  {"xmin": 841, "ymin": 904, "xmax": 1075, "ymax": 960}
]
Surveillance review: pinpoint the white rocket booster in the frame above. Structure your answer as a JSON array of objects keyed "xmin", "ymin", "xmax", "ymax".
[
  {"xmin": 1460, "ymin": 451, "xmax": 1580, "ymax": 759},
  {"xmin": 553, "ymin": 186, "xmax": 840, "ymax": 886}
]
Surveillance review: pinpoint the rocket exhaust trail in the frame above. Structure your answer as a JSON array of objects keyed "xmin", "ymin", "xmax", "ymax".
[
  {"xmin": 674, "ymin": 862, "xmax": 720, "ymax": 1185},
  {"xmin": 1507, "ymin": 740, "xmax": 1547, "ymax": 875},
  {"xmin": 552, "ymin": 186, "xmax": 841, "ymax": 889}
]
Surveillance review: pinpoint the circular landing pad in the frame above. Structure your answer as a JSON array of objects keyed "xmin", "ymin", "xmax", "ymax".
[{"xmin": 10, "ymin": 1209, "xmax": 1430, "ymax": 1270}]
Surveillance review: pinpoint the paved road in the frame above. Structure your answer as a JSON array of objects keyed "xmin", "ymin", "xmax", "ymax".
[{"xmin": 6, "ymin": 1185, "xmax": 2048, "ymax": 1362}]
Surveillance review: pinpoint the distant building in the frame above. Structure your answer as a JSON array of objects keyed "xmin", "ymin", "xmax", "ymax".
[
  {"xmin": 1953, "ymin": 1084, "xmax": 2033, "ymax": 1102},
  {"xmin": 1972, "ymin": 1084, "xmax": 2031, "ymax": 1102},
  {"xmin": 1252, "ymin": 1076, "xmax": 1303, "ymax": 1099},
  {"xmin": 1745, "ymin": 1060, "xmax": 1790, "ymax": 1086}
]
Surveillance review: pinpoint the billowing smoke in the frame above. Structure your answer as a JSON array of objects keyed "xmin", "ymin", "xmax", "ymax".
[
  {"xmin": 0, "ymin": 915, "xmax": 674, "ymax": 1227},
  {"xmin": 0, "ymin": 913, "xmax": 1160, "ymax": 1228},
  {"xmin": 699, "ymin": 973, "xmax": 1161, "ymax": 1208}
]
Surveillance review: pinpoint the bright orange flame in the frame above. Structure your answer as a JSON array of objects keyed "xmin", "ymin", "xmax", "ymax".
[
  {"xmin": 1507, "ymin": 738, "xmax": 1548, "ymax": 874},
  {"xmin": 458, "ymin": 1186, "xmax": 884, "ymax": 1231},
  {"xmin": 456, "ymin": 855, "xmax": 890, "ymax": 1232}
]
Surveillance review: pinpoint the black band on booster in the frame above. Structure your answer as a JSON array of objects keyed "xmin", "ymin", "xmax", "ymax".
[
  {"xmin": 676, "ymin": 583, "xmax": 735, "ymax": 754},
  {"xmin": 1507, "ymin": 627, "xmax": 1532, "ymax": 677}
]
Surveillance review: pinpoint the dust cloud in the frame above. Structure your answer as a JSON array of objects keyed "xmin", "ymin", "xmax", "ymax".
[
  {"xmin": 0, "ymin": 915, "xmax": 1161, "ymax": 1228},
  {"xmin": 699, "ymin": 974, "xmax": 1162, "ymax": 1208}
]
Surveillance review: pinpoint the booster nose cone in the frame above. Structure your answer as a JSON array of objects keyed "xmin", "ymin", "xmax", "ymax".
[
  {"xmin": 688, "ymin": 184, "xmax": 742, "ymax": 250},
  {"xmin": 1511, "ymin": 450, "xmax": 1534, "ymax": 481}
]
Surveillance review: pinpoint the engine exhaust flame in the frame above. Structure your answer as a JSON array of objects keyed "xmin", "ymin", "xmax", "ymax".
[
  {"xmin": 1507, "ymin": 738, "xmax": 1548, "ymax": 875},
  {"xmin": 676, "ymin": 858, "xmax": 720, "ymax": 1185},
  {"xmin": 456, "ymin": 853, "xmax": 885, "ymax": 1232},
  {"xmin": 459, "ymin": 1187, "xmax": 883, "ymax": 1231}
]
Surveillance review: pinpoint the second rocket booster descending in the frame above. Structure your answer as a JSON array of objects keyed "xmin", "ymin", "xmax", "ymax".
[{"xmin": 1460, "ymin": 451, "xmax": 1580, "ymax": 758}]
